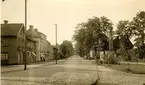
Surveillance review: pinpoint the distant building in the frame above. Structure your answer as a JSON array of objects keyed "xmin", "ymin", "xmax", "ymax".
[
  {"xmin": 27, "ymin": 25, "xmax": 53, "ymax": 61},
  {"xmin": 1, "ymin": 20, "xmax": 25, "ymax": 65},
  {"xmin": 26, "ymin": 25, "xmax": 41, "ymax": 61},
  {"xmin": 36, "ymin": 30, "xmax": 48, "ymax": 61},
  {"xmin": 26, "ymin": 36, "xmax": 37, "ymax": 63}
]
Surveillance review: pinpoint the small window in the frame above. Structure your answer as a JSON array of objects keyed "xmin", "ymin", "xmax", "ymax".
[
  {"xmin": 1, "ymin": 52, "xmax": 8, "ymax": 60},
  {"xmin": 1, "ymin": 40, "xmax": 8, "ymax": 47}
]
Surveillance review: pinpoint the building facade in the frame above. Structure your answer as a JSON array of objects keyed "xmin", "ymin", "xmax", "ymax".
[
  {"xmin": 27, "ymin": 25, "xmax": 53, "ymax": 61},
  {"xmin": 26, "ymin": 25, "xmax": 41, "ymax": 61},
  {"xmin": 1, "ymin": 20, "xmax": 25, "ymax": 65},
  {"xmin": 26, "ymin": 36, "xmax": 37, "ymax": 63}
]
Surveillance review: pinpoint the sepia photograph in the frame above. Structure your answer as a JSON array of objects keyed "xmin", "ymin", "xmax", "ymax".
[{"xmin": 1, "ymin": 0, "xmax": 145, "ymax": 85}]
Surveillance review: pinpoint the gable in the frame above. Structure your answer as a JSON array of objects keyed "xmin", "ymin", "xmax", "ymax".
[
  {"xmin": 1, "ymin": 24, "xmax": 24, "ymax": 36},
  {"xmin": 17, "ymin": 26, "xmax": 25, "ymax": 37}
]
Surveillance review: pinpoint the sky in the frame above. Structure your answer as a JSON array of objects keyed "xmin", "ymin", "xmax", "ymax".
[{"xmin": 1, "ymin": 0, "xmax": 145, "ymax": 45}]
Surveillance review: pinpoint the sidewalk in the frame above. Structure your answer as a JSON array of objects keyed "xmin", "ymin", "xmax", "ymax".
[{"xmin": 1, "ymin": 59, "xmax": 66, "ymax": 73}]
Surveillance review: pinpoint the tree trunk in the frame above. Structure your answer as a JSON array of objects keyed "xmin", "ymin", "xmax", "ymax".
[
  {"xmin": 103, "ymin": 51, "xmax": 106, "ymax": 64},
  {"xmin": 126, "ymin": 50, "xmax": 130, "ymax": 71}
]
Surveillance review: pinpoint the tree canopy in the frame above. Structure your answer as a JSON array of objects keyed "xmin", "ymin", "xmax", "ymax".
[
  {"xmin": 73, "ymin": 16, "xmax": 113, "ymax": 57},
  {"xmin": 59, "ymin": 40, "xmax": 74, "ymax": 58}
]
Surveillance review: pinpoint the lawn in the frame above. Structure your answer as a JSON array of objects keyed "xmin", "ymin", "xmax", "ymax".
[{"xmin": 104, "ymin": 63, "xmax": 145, "ymax": 74}]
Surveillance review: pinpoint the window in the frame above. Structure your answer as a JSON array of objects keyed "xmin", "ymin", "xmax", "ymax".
[
  {"xmin": 1, "ymin": 52, "xmax": 8, "ymax": 60},
  {"xmin": 1, "ymin": 39, "xmax": 8, "ymax": 47}
]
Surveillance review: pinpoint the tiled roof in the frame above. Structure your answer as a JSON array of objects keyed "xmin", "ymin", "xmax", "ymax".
[{"xmin": 1, "ymin": 24, "xmax": 24, "ymax": 36}]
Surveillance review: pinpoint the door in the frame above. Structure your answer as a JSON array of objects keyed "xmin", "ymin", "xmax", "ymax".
[{"xmin": 17, "ymin": 51, "xmax": 21, "ymax": 64}]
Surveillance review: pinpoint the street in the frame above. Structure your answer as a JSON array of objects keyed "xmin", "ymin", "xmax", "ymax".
[
  {"xmin": 1, "ymin": 55, "xmax": 145, "ymax": 85},
  {"xmin": 1, "ymin": 55, "xmax": 98, "ymax": 85},
  {"xmin": 1, "ymin": 1, "xmax": 145, "ymax": 85}
]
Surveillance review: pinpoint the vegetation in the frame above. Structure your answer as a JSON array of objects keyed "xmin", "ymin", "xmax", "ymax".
[
  {"xmin": 59, "ymin": 40, "xmax": 74, "ymax": 59},
  {"xmin": 105, "ymin": 64, "xmax": 145, "ymax": 74},
  {"xmin": 115, "ymin": 11, "xmax": 145, "ymax": 61},
  {"xmin": 73, "ymin": 11, "xmax": 145, "ymax": 63},
  {"xmin": 73, "ymin": 16, "xmax": 113, "ymax": 59}
]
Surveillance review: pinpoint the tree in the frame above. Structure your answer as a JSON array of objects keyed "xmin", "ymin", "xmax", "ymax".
[
  {"xmin": 59, "ymin": 40, "xmax": 74, "ymax": 58},
  {"xmin": 130, "ymin": 11, "xmax": 145, "ymax": 60},
  {"xmin": 73, "ymin": 23, "xmax": 87, "ymax": 57},
  {"xmin": 73, "ymin": 16, "xmax": 113, "ymax": 63},
  {"xmin": 116, "ymin": 20, "xmax": 134, "ymax": 61},
  {"xmin": 100, "ymin": 16, "xmax": 114, "ymax": 65},
  {"xmin": 84, "ymin": 17, "xmax": 102, "ymax": 58},
  {"xmin": 100, "ymin": 16, "xmax": 113, "ymax": 36},
  {"xmin": 131, "ymin": 11, "xmax": 145, "ymax": 47},
  {"xmin": 116, "ymin": 20, "xmax": 132, "ymax": 38}
]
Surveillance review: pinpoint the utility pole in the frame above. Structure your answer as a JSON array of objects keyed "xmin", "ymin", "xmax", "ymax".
[
  {"xmin": 55, "ymin": 24, "xmax": 58, "ymax": 64},
  {"xmin": 108, "ymin": 27, "xmax": 113, "ymax": 66},
  {"xmin": 2, "ymin": 0, "xmax": 27, "ymax": 70},
  {"xmin": 24, "ymin": 0, "xmax": 27, "ymax": 70}
]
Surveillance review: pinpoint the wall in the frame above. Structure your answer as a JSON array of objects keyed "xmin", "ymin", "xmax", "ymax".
[{"xmin": 1, "ymin": 37, "xmax": 17, "ymax": 65}]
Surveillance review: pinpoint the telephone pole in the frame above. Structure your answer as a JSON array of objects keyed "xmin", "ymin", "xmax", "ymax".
[
  {"xmin": 24, "ymin": 0, "xmax": 27, "ymax": 70},
  {"xmin": 55, "ymin": 24, "xmax": 58, "ymax": 64},
  {"xmin": 108, "ymin": 27, "xmax": 113, "ymax": 66}
]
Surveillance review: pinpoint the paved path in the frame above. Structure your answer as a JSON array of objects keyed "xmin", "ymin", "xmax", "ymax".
[{"xmin": 1, "ymin": 55, "xmax": 98, "ymax": 85}]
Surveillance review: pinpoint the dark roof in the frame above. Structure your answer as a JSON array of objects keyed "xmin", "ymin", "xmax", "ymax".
[
  {"xmin": 120, "ymin": 36, "xmax": 133, "ymax": 49},
  {"xmin": 1, "ymin": 24, "xmax": 24, "ymax": 36},
  {"xmin": 113, "ymin": 36, "xmax": 120, "ymax": 51}
]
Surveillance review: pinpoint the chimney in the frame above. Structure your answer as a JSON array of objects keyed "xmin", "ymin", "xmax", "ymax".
[
  {"xmin": 4, "ymin": 20, "xmax": 8, "ymax": 24},
  {"xmin": 29, "ymin": 25, "xmax": 34, "ymax": 30}
]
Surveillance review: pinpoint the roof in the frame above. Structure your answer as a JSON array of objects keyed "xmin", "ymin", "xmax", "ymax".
[
  {"xmin": 113, "ymin": 36, "xmax": 120, "ymax": 51},
  {"xmin": 35, "ymin": 31, "xmax": 47, "ymax": 39},
  {"xmin": 26, "ymin": 36, "xmax": 38, "ymax": 43},
  {"xmin": 37, "ymin": 31, "xmax": 47, "ymax": 37},
  {"xmin": 1, "ymin": 24, "xmax": 24, "ymax": 36},
  {"xmin": 26, "ymin": 28, "xmax": 40, "ymax": 38},
  {"xmin": 120, "ymin": 36, "xmax": 133, "ymax": 49}
]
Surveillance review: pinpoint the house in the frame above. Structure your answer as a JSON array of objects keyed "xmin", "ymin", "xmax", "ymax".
[
  {"xmin": 35, "ymin": 30, "xmax": 51, "ymax": 61},
  {"xmin": 1, "ymin": 20, "xmax": 25, "ymax": 65},
  {"xmin": 26, "ymin": 36, "xmax": 37, "ymax": 63},
  {"xmin": 114, "ymin": 35, "xmax": 134, "ymax": 61},
  {"xmin": 27, "ymin": 25, "xmax": 53, "ymax": 61},
  {"xmin": 26, "ymin": 25, "xmax": 41, "ymax": 61}
]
